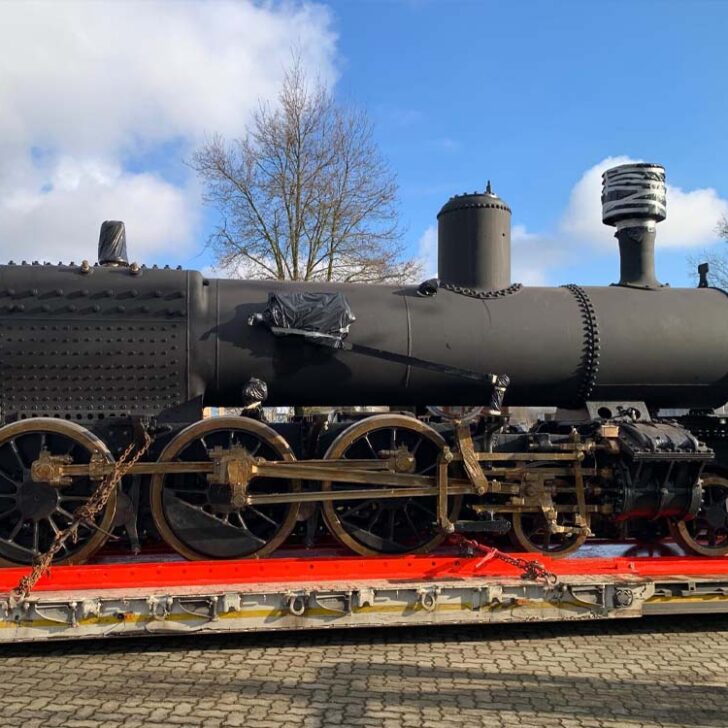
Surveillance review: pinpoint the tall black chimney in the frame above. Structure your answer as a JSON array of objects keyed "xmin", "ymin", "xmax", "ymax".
[{"xmin": 601, "ymin": 163, "xmax": 666, "ymax": 289}]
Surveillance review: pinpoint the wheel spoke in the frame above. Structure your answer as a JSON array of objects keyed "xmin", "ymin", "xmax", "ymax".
[
  {"xmin": 247, "ymin": 507, "xmax": 278, "ymax": 527},
  {"xmin": 57, "ymin": 505, "xmax": 90, "ymax": 531},
  {"xmin": 0, "ymin": 469, "xmax": 21, "ymax": 488},
  {"xmin": 8, "ymin": 516, "xmax": 24, "ymax": 541},
  {"xmin": 47, "ymin": 515, "xmax": 61, "ymax": 536},
  {"xmin": 363, "ymin": 435, "xmax": 378, "ymax": 459},
  {"xmin": 0, "ymin": 506, "xmax": 17, "ymax": 521},
  {"xmin": 339, "ymin": 500, "xmax": 373, "ymax": 521},
  {"xmin": 387, "ymin": 510, "xmax": 396, "ymax": 541},
  {"xmin": 366, "ymin": 508, "xmax": 382, "ymax": 530},
  {"xmin": 403, "ymin": 505, "xmax": 421, "ymax": 538},
  {"xmin": 9, "ymin": 440, "xmax": 25, "ymax": 471},
  {"xmin": 32, "ymin": 522, "xmax": 40, "ymax": 554},
  {"xmin": 409, "ymin": 499, "xmax": 435, "ymax": 519}
]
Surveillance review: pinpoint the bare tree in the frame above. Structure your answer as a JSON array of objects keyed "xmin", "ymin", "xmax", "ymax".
[
  {"xmin": 719, "ymin": 216, "xmax": 728, "ymax": 242},
  {"xmin": 690, "ymin": 216, "xmax": 728, "ymax": 288},
  {"xmin": 191, "ymin": 59, "xmax": 419, "ymax": 284}
]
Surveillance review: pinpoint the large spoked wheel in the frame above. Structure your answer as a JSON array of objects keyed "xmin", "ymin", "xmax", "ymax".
[
  {"xmin": 671, "ymin": 475, "xmax": 728, "ymax": 557},
  {"xmin": 511, "ymin": 482, "xmax": 588, "ymax": 558},
  {"xmin": 0, "ymin": 418, "xmax": 116, "ymax": 566},
  {"xmin": 150, "ymin": 417, "xmax": 300, "ymax": 560},
  {"xmin": 321, "ymin": 414, "xmax": 461, "ymax": 556}
]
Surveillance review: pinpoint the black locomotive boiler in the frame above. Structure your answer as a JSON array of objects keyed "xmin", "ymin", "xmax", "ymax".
[{"xmin": 1, "ymin": 162, "xmax": 727, "ymax": 567}]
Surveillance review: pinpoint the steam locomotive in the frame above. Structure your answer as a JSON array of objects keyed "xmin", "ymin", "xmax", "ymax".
[{"xmin": 1, "ymin": 162, "xmax": 727, "ymax": 567}]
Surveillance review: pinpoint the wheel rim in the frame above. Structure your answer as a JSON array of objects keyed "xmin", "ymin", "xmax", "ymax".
[
  {"xmin": 150, "ymin": 416, "xmax": 300, "ymax": 560},
  {"xmin": 321, "ymin": 414, "xmax": 461, "ymax": 556},
  {"xmin": 511, "ymin": 482, "xmax": 588, "ymax": 558},
  {"xmin": 0, "ymin": 418, "xmax": 115, "ymax": 566},
  {"xmin": 672, "ymin": 475, "xmax": 728, "ymax": 556}
]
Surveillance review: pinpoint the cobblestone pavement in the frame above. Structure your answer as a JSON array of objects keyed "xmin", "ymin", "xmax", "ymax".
[{"xmin": 1, "ymin": 615, "xmax": 727, "ymax": 728}]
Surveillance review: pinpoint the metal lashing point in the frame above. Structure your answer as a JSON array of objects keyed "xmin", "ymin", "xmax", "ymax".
[
  {"xmin": 288, "ymin": 594, "xmax": 307, "ymax": 616},
  {"xmin": 418, "ymin": 589, "xmax": 438, "ymax": 612},
  {"xmin": 613, "ymin": 588, "xmax": 634, "ymax": 608}
]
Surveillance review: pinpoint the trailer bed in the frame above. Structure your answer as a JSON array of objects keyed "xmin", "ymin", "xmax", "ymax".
[{"xmin": 2, "ymin": 543, "xmax": 728, "ymax": 643}]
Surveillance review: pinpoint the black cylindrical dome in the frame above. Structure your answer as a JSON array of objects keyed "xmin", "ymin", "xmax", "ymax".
[{"xmin": 437, "ymin": 184, "xmax": 511, "ymax": 291}]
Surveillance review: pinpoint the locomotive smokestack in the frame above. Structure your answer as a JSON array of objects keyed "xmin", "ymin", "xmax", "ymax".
[
  {"xmin": 437, "ymin": 183, "xmax": 511, "ymax": 291},
  {"xmin": 98, "ymin": 220, "xmax": 129, "ymax": 266},
  {"xmin": 602, "ymin": 163, "xmax": 666, "ymax": 289}
]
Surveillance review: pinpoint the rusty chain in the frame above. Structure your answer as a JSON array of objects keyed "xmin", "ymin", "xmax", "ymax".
[
  {"xmin": 454, "ymin": 535, "xmax": 559, "ymax": 586},
  {"xmin": 12, "ymin": 431, "xmax": 153, "ymax": 601}
]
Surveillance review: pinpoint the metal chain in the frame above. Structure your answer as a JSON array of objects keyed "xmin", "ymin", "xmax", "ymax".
[
  {"xmin": 12, "ymin": 431, "xmax": 153, "ymax": 600},
  {"xmin": 454, "ymin": 535, "xmax": 559, "ymax": 586},
  {"xmin": 440, "ymin": 282, "xmax": 523, "ymax": 299}
]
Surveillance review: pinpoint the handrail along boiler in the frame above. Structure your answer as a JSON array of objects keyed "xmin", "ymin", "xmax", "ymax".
[{"xmin": 0, "ymin": 162, "xmax": 727, "ymax": 566}]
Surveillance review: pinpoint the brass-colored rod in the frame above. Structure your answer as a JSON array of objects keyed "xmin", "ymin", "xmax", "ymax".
[
  {"xmin": 252, "ymin": 462, "xmax": 469, "ymax": 489},
  {"xmin": 53, "ymin": 458, "xmax": 601, "ymax": 489},
  {"xmin": 474, "ymin": 452, "xmax": 581, "ymax": 462},
  {"xmin": 61, "ymin": 461, "xmax": 215, "ymax": 477},
  {"xmin": 248, "ymin": 484, "xmax": 473, "ymax": 505},
  {"xmin": 54, "ymin": 459, "xmax": 392, "ymax": 479}
]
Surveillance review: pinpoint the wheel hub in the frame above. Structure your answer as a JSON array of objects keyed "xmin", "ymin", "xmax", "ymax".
[
  {"xmin": 18, "ymin": 481, "xmax": 60, "ymax": 520},
  {"xmin": 207, "ymin": 483, "xmax": 241, "ymax": 512}
]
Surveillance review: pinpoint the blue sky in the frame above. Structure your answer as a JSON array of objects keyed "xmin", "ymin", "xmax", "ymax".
[
  {"xmin": 1, "ymin": 1, "xmax": 727, "ymax": 287},
  {"xmin": 330, "ymin": 0, "xmax": 728, "ymax": 286}
]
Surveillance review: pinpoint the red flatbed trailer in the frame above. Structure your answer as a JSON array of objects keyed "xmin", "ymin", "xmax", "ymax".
[{"xmin": 2, "ymin": 542, "xmax": 728, "ymax": 643}]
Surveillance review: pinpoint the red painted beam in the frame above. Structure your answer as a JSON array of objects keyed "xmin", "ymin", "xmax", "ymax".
[{"xmin": 1, "ymin": 549, "xmax": 728, "ymax": 595}]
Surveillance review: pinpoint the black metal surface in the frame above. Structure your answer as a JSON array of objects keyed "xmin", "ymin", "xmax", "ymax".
[
  {"xmin": 608, "ymin": 421, "xmax": 707, "ymax": 521},
  {"xmin": 437, "ymin": 183, "xmax": 511, "ymax": 291},
  {"xmin": 0, "ymin": 263, "xmax": 191, "ymax": 421},
  {"xmin": 1, "ymin": 263, "xmax": 727, "ymax": 416}
]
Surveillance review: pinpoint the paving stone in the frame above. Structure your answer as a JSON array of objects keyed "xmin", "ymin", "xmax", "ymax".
[{"xmin": 2, "ymin": 615, "xmax": 728, "ymax": 727}]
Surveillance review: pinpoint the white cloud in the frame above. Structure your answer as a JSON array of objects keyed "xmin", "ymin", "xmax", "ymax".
[
  {"xmin": 0, "ymin": 156, "xmax": 196, "ymax": 264},
  {"xmin": 416, "ymin": 224, "xmax": 438, "ymax": 278},
  {"xmin": 561, "ymin": 156, "xmax": 728, "ymax": 249},
  {"xmin": 0, "ymin": 1, "xmax": 337, "ymax": 264},
  {"xmin": 511, "ymin": 225, "xmax": 562, "ymax": 287}
]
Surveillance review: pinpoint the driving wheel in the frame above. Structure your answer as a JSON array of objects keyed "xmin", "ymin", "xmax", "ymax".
[
  {"xmin": 0, "ymin": 418, "xmax": 116, "ymax": 566},
  {"xmin": 321, "ymin": 414, "xmax": 461, "ymax": 556},
  {"xmin": 150, "ymin": 416, "xmax": 300, "ymax": 560}
]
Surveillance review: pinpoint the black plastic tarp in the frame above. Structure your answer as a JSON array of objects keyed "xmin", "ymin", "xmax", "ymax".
[{"xmin": 250, "ymin": 291, "xmax": 356, "ymax": 347}]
